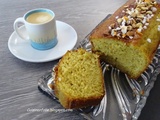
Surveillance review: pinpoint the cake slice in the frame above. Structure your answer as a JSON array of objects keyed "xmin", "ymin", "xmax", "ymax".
[
  {"xmin": 54, "ymin": 48, "xmax": 105, "ymax": 109},
  {"xmin": 89, "ymin": 0, "xmax": 160, "ymax": 79}
]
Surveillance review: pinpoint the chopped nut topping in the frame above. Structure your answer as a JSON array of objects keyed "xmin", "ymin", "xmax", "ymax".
[
  {"xmin": 117, "ymin": 18, "xmax": 123, "ymax": 23},
  {"xmin": 156, "ymin": 18, "xmax": 160, "ymax": 22},
  {"xmin": 108, "ymin": 0, "xmax": 157, "ymax": 39},
  {"xmin": 115, "ymin": 16, "xmax": 119, "ymax": 19},
  {"xmin": 151, "ymin": 7, "xmax": 157, "ymax": 12},
  {"xmin": 147, "ymin": 38, "xmax": 152, "ymax": 43},
  {"xmin": 143, "ymin": 25, "xmax": 147, "ymax": 29}
]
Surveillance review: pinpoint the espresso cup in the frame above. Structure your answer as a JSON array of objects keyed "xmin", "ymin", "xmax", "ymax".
[{"xmin": 14, "ymin": 8, "xmax": 58, "ymax": 50}]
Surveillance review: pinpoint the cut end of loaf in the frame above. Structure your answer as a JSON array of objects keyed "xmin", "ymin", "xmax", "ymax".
[{"xmin": 91, "ymin": 38, "xmax": 149, "ymax": 79}]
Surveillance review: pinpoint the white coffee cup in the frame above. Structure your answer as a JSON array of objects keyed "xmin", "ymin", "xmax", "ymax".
[{"xmin": 14, "ymin": 8, "xmax": 58, "ymax": 50}]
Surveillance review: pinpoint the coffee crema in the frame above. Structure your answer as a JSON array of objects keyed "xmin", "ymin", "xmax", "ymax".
[{"xmin": 26, "ymin": 12, "xmax": 53, "ymax": 24}]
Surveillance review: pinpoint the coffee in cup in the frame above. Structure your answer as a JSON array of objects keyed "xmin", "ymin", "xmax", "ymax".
[
  {"xmin": 14, "ymin": 8, "xmax": 58, "ymax": 50},
  {"xmin": 26, "ymin": 12, "xmax": 53, "ymax": 24}
]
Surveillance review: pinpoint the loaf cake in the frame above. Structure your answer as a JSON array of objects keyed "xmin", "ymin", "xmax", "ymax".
[
  {"xmin": 89, "ymin": 0, "xmax": 160, "ymax": 79},
  {"xmin": 54, "ymin": 48, "xmax": 105, "ymax": 109}
]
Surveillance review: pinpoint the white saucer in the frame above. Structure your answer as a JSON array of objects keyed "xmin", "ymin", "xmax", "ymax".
[{"xmin": 8, "ymin": 21, "xmax": 77, "ymax": 63}]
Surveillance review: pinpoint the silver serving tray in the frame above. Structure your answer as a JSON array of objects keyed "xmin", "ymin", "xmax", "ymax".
[{"xmin": 38, "ymin": 15, "xmax": 160, "ymax": 120}]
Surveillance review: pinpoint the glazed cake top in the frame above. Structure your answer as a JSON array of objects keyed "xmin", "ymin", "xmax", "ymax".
[{"xmin": 90, "ymin": 0, "xmax": 160, "ymax": 42}]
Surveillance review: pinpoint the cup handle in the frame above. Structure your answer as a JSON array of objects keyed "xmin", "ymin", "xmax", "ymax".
[{"xmin": 14, "ymin": 17, "xmax": 28, "ymax": 40}]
